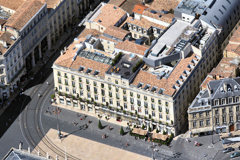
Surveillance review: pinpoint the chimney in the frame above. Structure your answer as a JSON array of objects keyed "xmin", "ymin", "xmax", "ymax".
[{"xmin": 223, "ymin": 83, "xmax": 227, "ymax": 92}]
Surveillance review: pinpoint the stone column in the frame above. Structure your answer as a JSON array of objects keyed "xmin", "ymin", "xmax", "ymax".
[
  {"xmin": 31, "ymin": 51, "xmax": 35, "ymax": 67},
  {"xmin": 38, "ymin": 43, "xmax": 42, "ymax": 59}
]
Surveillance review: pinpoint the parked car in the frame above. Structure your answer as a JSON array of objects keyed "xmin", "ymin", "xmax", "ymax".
[
  {"xmin": 230, "ymin": 152, "xmax": 240, "ymax": 158},
  {"xmin": 223, "ymin": 147, "xmax": 234, "ymax": 153}
]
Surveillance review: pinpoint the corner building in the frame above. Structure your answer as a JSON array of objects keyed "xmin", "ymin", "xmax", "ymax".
[{"xmin": 53, "ymin": 1, "xmax": 240, "ymax": 136}]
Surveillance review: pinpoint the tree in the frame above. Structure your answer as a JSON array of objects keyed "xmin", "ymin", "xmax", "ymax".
[
  {"xmin": 98, "ymin": 120, "xmax": 103, "ymax": 129},
  {"xmin": 51, "ymin": 94, "xmax": 55, "ymax": 99},
  {"xmin": 120, "ymin": 126, "xmax": 124, "ymax": 136}
]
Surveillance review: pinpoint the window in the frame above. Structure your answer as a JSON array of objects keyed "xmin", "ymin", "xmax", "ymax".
[
  {"xmin": 57, "ymin": 71, "xmax": 61, "ymax": 76},
  {"xmin": 193, "ymin": 121, "xmax": 196, "ymax": 128},
  {"xmin": 145, "ymin": 109, "xmax": 148, "ymax": 115},
  {"xmin": 71, "ymin": 75, "xmax": 75, "ymax": 80},
  {"xmin": 108, "ymin": 85, "xmax": 111, "ymax": 90},
  {"xmin": 101, "ymin": 89, "xmax": 105, "ymax": 96},
  {"xmin": 72, "ymin": 89, "xmax": 76, "ymax": 94},
  {"xmin": 144, "ymin": 96, "xmax": 147, "ymax": 100},
  {"xmin": 152, "ymin": 111, "xmax": 155, "ymax": 117},
  {"xmin": 199, "ymin": 112, "xmax": 203, "ymax": 117},
  {"xmin": 144, "ymin": 102, "xmax": 148, "ymax": 108},
  {"xmin": 102, "ymin": 97, "xmax": 105, "ymax": 102},
  {"xmin": 215, "ymin": 117, "xmax": 219, "ymax": 124},
  {"xmin": 130, "ymin": 92, "xmax": 133, "ymax": 97},
  {"xmin": 65, "ymin": 87, "xmax": 69, "ymax": 92},
  {"xmin": 222, "ymin": 99, "xmax": 225, "ymax": 105},
  {"xmin": 230, "ymin": 116, "xmax": 233, "ymax": 122},
  {"xmin": 59, "ymin": 85, "xmax": 62, "ymax": 90},
  {"xmin": 166, "ymin": 108, "xmax": 169, "ymax": 114},
  {"xmin": 94, "ymin": 81, "xmax": 97, "ymax": 86},
  {"xmin": 72, "ymin": 81, "xmax": 75, "ymax": 87},
  {"xmin": 158, "ymin": 100, "xmax": 161, "ymax": 105},
  {"xmin": 101, "ymin": 83, "xmax": 104, "ymax": 88},
  {"xmin": 131, "ymin": 105, "xmax": 134, "ymax": 111},
  {"xmin": 215, "ymin": 109, "xmax": 218, "ymax": 115},
  {"xmin": 215, "ymin": 100, "xmax": 219, "ymax": 106},
  {"xmin": 165, "ymin": 102, "xmax": 168, "ymax": 107},
  {"xmin": 158, "ymin": 106, "xmax": 162, "ymax": 112},
  {"xmin": 86, "ymin": 79, "xmax": 89, "ymax": 84},
  {"xmin": 58, "ymin": 77, "xmax": 61, "ymax": 83},
  {"xmin": 109, "ymin": 92, "xmax": 112, "ymax": 97},
  {"xmin": 193, "ymin": 113, "xmax": 196, "ymax": 118},
  {"xmin": 237, "ymin": 106, "xmax": 239, "ymax": 112},
  {"xmin": 137, "ymin": 100, "xmax": 141, "ymax": 106},
  {"xmin": 166, "ymin": 115, "xmax": 170, "ymax": 121},
  {"xmin": 206, "ymin": 111, "xmax": 210, "ymax": 116},
  {"xmin": 109, "ymin": 99, "xmax": 113, "ymax": 104},
  {"xmin": 229, "ymin": 107, "xmax": 233, "ymax": 113},
  {"xmin": 151, "ymin": 98, "xmax": 154, "ymax": 103},
  {"xmin": 115, "ymin": 80, "xmax": 118, "ymax": 84},
  {"xmin": 65, "ymin": 79, "xmax": 68, "ymax": 85},
  {"xmin": 159, "ymin": 113, "xmax": 162, "ymax": 119},
  {"xmin": 200, "ymin": 120, "xmax": 203, "ymax": 127},
  {"xmin": 79, "ymin": 77, "xmax": 82, "ymax": 82},
  {"xmin": 222, "ymin": 108, "xmax": 226, "ymax": 114},
  {"xmin": 130, "ymin": 98, "xmax": 134, "ymax": 104},
  {"xmin": 223, "ymin": 116, "xmax": 226, "ymax": 123},
  {"xmin": 206, "ymin": 119, "xmax": 210, "ymax": 126},
  {"xmin": 124, "ymin": 103, "xmax": 127, "ymax": 109},
  {"xmin": 123, "ymin": 96, "xmax": 127, "ymax": 101}
]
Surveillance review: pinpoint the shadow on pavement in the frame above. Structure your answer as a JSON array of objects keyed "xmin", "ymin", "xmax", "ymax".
[{"xmin": 0, "ymin": 94, "xmax": 31, "ymax": 138}]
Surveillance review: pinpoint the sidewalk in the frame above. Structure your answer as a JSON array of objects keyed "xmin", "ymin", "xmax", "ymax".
[
  {"xmin": 53, "ymin": 103, "xmax": 129, "ymax": 127},
  {"xmin": 33, "ymin": 128, "xmax": 151, "ymax": 160}
]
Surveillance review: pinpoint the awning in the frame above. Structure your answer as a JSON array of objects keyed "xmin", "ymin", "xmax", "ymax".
[
  {"xmin": 152, "ymin": 133, "xmax": 169, "ymax": 141},
  {"xmin": 132, "ymin": 128, "xmax": 148, "ymax": 136}
]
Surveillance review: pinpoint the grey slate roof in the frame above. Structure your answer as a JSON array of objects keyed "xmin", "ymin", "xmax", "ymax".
[
  {"xmin": 189, "ymin": 77, "xmax": 240, "ymax": 110},
  {"xmin": 200, "ymin": 0, "xmax": 240, "ymax": 42},
  {"xmin": 3, "ymin": 148, "xmax": 47, "ymax": 160}
]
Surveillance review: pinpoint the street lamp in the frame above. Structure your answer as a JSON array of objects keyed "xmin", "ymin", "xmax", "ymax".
[{"xmin": 55, "ymin": 106, "xmax": 62, "ymax": 139}]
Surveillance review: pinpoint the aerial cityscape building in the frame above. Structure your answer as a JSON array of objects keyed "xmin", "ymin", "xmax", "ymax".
[{"xmin": 53, "ymin": 0, "xmax": 240, "ymax": 136}]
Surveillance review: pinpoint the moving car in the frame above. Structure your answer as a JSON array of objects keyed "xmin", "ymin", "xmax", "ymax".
[
  {"xmin": 223, "ymin": 147, "xmax": 234, "ymax": 153},
  {"xmin": 230, "ymin": 152, "xmax": 240, "ymax": 158}
]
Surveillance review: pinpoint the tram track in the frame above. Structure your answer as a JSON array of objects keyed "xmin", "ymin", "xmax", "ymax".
[{"xmin": 20, "ymin": 76, "xmax": 80, "ymax": 160}]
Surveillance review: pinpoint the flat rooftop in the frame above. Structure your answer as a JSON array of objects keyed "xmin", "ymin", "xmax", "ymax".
[
  {"xmin": 175, "ymin": 0, "xmax": 215, "ymax": 16},
  {"xmin": 106, "ymin": 53, "xmax": 142, "ymax": 80}
]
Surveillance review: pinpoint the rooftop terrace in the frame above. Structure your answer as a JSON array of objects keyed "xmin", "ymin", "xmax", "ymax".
[{"xmin": 106, "ymin": 53, "xmax": 143, "ymax": 80}]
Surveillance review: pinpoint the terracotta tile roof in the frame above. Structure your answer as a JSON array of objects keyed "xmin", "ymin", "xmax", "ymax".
[
  {"xmin": 209, "ymin": 57, "xmax": 238, "ymax": 79},
  {"xmin": 93, "ymin": 4, "xmax": 126, "ymax": 28},
  {"xmin": 132, "ymin": 4, "xmax": 148, "ymax": 14},
  {"xmin": 0, "ymin": 19, "xmax": 6, "ymax": 26},
  {"xmin": 108, "ymin": 0, "xmax": 126, "ymax": 7},
  {"xmin": 5, "ymin": 0, "xmax": 44, "ymax": 31},
  {"xmin": 225, "ymin": 26, "xmax": 240, "ymax": 56},
  {"xmin": 0, "ymin": 31, "xmax": 16, "ymax": 55},
  {"xmin": 0, "ymin": 0, "xmax": 26, "ymax": 11},
  {"xmin": 125, "ymin": 16, "xmax": 167, "ymax": 30},
  {"xmin": 148, "ymin": 0, "xmax": 180, "ymax": 12},
  {"xmin": 41, "ymin": 0, "xmax": 60, "ymax": 9},
  {"xmin": 142, "ymin": 9, "xmax": 174, "ymax": 24},
  {"xmin": 115, "ymin": 40, "xmax": 149, "ymax": 56},
  {"xmin": 103, "ymin": 25, "xmax": 130, "ymax": 40},
  {"xmin": 78, "ymin": 29, "xmax": 101, "ymax": 39},
  {"xmin": 200, "ymin": 75, "xmax": 215, "ymax": 90},
  {"xmin": 132, "ymin": 53, "xmax": 198, "ymax": 96},
  {"xmin": 54, "ymin": 35, "xmax": 110, "ymax": 78}
]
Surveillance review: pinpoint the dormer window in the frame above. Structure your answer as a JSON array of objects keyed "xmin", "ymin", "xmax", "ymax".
[
  {"xmin": 86, "ymin": 68, "xmax": 92, "ymax": 74},
  {"xmin": 215, "ymin": 99, "xmax": 219, "ymax": 106},
  {"xmin": 78, "ymin": 66, "xmax": 84, "ymax": 71},
  {"xmin": 137, "ymin": 83, "xmax": 143, "ymax": 88},
  {"xmin": 222, "ymin": 99, "xmax": 225, "ymax": 105},
  {"xmin": 144, "ymin": 84, "xmax": 150, "ymax": 90},
  {"xmin": 93, "ymin": 70, "xmax": 99, "ymax": 76},
  {"xmin": 229, "ymin": 97, "xmax": 232, "ymax": 104},
  {"xmin": 236, "ymin": 97, "xmax": 239, "ymax": 102}
]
